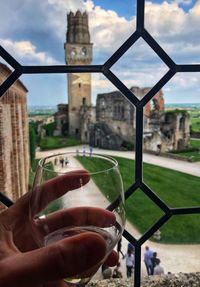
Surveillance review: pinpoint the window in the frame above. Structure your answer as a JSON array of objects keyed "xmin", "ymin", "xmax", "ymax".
[{"xmin": 0, "ymin": 2, "xmax": 200, "ymax": 287}]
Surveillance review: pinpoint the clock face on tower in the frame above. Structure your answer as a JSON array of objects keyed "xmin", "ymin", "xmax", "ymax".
[
  {"xmin": 67, "ymin": 45, "xmax": 91, "ymax": 63},
  {"xmin": 81, "ymin": 47, "xmax": 87, "ymax": 57},
  {"xmin": 71, "ymin": 48, "xmax": 77, "ymax": 58}
]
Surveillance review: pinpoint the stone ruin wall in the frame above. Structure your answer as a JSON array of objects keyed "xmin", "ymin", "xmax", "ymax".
[
  {"xmin": 0, "ymin": 63, "xmax": 29, "ymax": 210},
  {"xmin": 94, "ymin": 87, "xmax": 190, "ymax": 151},
  {"xmin": 143, "ymin": 110, "xmax": 190, "ymax": 152},
  {"xmin": 94, "ymin": 88, "xmax": 166, "ymax": 148},
  {"xmin": 96, "ymin": 91, "xmax": 135, "ymax": 143}
]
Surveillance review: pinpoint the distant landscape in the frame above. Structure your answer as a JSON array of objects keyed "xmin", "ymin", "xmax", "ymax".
[
  {"xmin": 28, "ymin": 103, "xmax": 200, "ymax": 114},
  {"xmin": 28, "ymin": 105, "xmax": 57, "ymax": 116},
  {"xmin": 28, "ymin": 103, "xmax": 200, "ymax": 161},
  {"xmin": 165, "ymin": 103, "xmax": 200, "ymax": 109},
  {"xmin": 28, "ymin": 103, "xmax": 200, "ymax": 134}
]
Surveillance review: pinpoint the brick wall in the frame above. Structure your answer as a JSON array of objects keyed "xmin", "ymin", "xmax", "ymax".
[{"xmin": 0, "ymin": 63, "xmax": 29, "ymax": 211}]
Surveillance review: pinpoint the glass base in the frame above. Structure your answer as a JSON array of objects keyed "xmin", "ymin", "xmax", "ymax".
[{"xmin": 64, "ymin": 277, "xmax": 90, "ymax": 287}]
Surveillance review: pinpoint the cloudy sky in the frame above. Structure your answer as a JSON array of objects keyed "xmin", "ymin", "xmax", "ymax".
[{"xmin": 0, "ymin": 0, "xmax": 200, "ymax": 106}]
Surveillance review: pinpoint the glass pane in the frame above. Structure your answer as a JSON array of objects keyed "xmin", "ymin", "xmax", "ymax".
[
  {"xmin": 111, "ymin": 38, "xmax": 169, "ymax": 99},
  {"xmin": 145, "ymin": 0, "xmax": 200, "ymax": 64}
]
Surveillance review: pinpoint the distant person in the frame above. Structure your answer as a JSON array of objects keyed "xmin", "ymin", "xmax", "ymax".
[
  {"xmin": 89, "ymin": 146, "xmax": 93, "ymax": 157},
  {"xmin": 36, "ymin": 145, "xmax": 40, "ymax": 152},
  {"xmin": 60, "ymin": 157, "xmax": 64, "ymax": 168},
  {"xmin": 128, "ymin": 242, "xmax": 135, "ymax": 254},
  {"xmin": 154, "ymin": 259, "xmax": 164, "ymax": 275},
  {"xmin": 54, "ymin": 157, "xmax": 58, "ymax": 166},
  {"xmin": 125, "ymin": 249, "xmax": 135, "ymax": 278},
  {"xmin": 83, "ymin": 146, "xmax": 86, "ymax": 157},
  {"xmin": 112, "ymin": 261, "xmax": 123, "ymax": 278},
  {"xmin": 156, "ymin": 144, "xmax": 161, "ymax": 156},
  {"xmin": 117, "ymin": 238, "xmax": 125, "ymax": 259},
  {"xmin": 144, "ymin": 246, "xmax": 154, "ymax": 275},
  {"xmin": 151, "ymin": 252, "xmax": 158, "ymax": 273},
  {"xmin": 65, "ymin": 157, "xmax": 69, "ymax": 166}
]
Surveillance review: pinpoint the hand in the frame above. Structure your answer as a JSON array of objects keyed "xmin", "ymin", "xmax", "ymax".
[{"xmin": 0, "ymin": 171, "xmax": 118, "ymax": 287}]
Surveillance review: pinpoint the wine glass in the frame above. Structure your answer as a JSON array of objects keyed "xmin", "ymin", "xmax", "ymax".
[{"xmin": 29, "ymin": 151, "xmax": 125, "ymax": 286}]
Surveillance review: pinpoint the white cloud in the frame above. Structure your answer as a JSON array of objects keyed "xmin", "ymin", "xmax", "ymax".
[
  {"xmin": 45, "ymin": 0, "xmax": 200, "ymax": 66},
  {"xmin": 0, "ymin": 39, "xmax": 58, "ymax": 65},
  {"xmin": 170, "ymin": 73, "xmax": 199, "ymax": 88},
  {"xmin": 173, "ymin": 0, "xmax": 193, "ymax": 5},
  {"xmin": 1, "ymin": 0, "xmax": 200, "ymax": 104},
  {"xmin": 46, "ymin": 0, "xmax": 135, "ymax": 55}
]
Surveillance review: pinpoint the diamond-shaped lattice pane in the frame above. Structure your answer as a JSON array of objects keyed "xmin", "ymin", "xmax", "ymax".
[
  {"xmin": 111, "ymin": 38, "xmax": 169, "ymax": 100},
  {"xmin": 143, "ymin": 72, "xmax": 200, "ymax": 208},
  {"xmin": 125, "ymin": 188, "xmax": 164, "ymax": 240},
  {"xmin": 160, "ymin": 214, "xmax": 200, "ymax": 244},
  {"xmin": 143, "ymin": 159, "xmax": 200, "ymax": 208},
  {"xmin": 141, "ymin": 214, "xmax": 200, "ymax": 275},
  {"xmin": 91, "ymin": 73, "xmax": 136, "ymax": 151},
  {"xmin": 92, "ymin": 6, "xmax": 136, "ymax": 65},
  {"xmin": 145, "ymin": 0, "xmax": 200, "ymax": 64}
]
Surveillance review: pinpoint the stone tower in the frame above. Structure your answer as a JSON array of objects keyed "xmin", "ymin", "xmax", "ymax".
[{"xmin": 64, "ymin": 11, "xmax": 93, "ymax": 138}]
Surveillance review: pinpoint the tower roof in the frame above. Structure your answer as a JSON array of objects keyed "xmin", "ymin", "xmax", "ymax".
[{"xmin": 66, "ymin": 10, "xmax": 90, "ymax": 44}]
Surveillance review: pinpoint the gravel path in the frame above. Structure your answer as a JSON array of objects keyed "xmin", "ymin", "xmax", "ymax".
[{"xmin": 37, "ymin": 146, "xmax": 200, "ymax": 278}]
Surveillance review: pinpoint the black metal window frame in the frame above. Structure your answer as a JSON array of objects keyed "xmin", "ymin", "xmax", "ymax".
[{"xmin": 0, "ymin": 1, "xmax": 200, "ymax": 286}]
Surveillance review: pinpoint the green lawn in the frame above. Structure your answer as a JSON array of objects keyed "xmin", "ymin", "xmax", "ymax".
[
  {"xmin": 40, "ymin": 136, "xmax": 81, "ymax": 150},
  {"xmin": 78, "ymin": 155, "xmax": 200, "ymax": 244},
  {"xmin": 171, "ymin": 139, "xmax": 200, "ymax": 162},
  {"xmin": 190, "ymin": 139, "xmax": 200, "ymax": 148},
  {"xmin": 172, "ymin": 150, "xmax": 200, "ymax": 162},
  {"xmin": 191, "ymin": 117, "xmax": 200, "ymax": 132},
  {"xmin": 189, "ymin": 110, "xmax": 200, "ymax": 132}
]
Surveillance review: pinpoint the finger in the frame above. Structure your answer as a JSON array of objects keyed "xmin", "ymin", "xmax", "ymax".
[
  {"xmin": 4, "ymin": 170, "xmax": 90, "ymax": 218},
  {"xmin": 1, "ymin": 232, "xmax": 106, "ymax": 287},
  {"xmin": 30, "ymin": 170, "xmax": 89, "ymax": 217},
  {"xmin": 35, "ymin": 207, "xmax": 116, "ymax": 234},
  {"xmin": 1, "ymin": 170, "xmax": 90, "ymax": 230}
]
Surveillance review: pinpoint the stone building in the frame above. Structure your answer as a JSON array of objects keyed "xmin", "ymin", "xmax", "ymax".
[
  {"xmin": 54, "ymin": 10, "xmax": 190, "ymax": 152},
  {"xmin": 53, "ymin": 104, "xmax": 68, "ymax": 136},
  {"xmin": 91, "ymin": 90, "xmax": 135, "ymax": 149},
  {"xmin": 64, "ymin": 11, "xmax": 94, "ymax": 142},
  {"xmin": 91, "ymin": 87, "xmax": 190, "ymax": 151},
  {"xmin": 0, "ymin": 63, "xmax": 29, "ymax": 209},
  {"xmin": 54, "ymin": 11, "xmax": 95, "ymax": 142}
]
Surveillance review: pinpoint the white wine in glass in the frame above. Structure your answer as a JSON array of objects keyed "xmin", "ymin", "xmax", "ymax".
[{"xmin": 30, "ymin": 152, "xmax": 126, "ymax": 286}]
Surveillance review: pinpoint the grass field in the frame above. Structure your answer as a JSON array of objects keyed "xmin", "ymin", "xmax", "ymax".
[
  {"xmin": 78, "ymin": 155, "xmax": 200, "ymax": 244},
  {"xmin": 40, "ymin": 136, "xmax": 81, "ymax": 150},
  {"xmin": 171, "ymin": 139, "xmax": 200, "ymax": 162},
  {"xmin": 190, "ymin": 110, "xmax": 200, "ymax": 132},
  {"xmin": 173, "ymin": 150, "xmax": 200, "ymax": 161},
  {"xmin": 190, "ymin": 139, "xmax": 200, "ymax": 148}
]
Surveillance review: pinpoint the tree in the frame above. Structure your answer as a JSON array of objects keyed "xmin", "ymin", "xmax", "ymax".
[{"xmin": 29, "ymin": 126, "xmax": 36, "ymax": 167}]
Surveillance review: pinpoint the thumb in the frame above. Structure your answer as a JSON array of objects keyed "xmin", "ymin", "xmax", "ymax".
[{"xmin": 1, "ymin": 232, "xmax": 106, "ymax": 287}]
